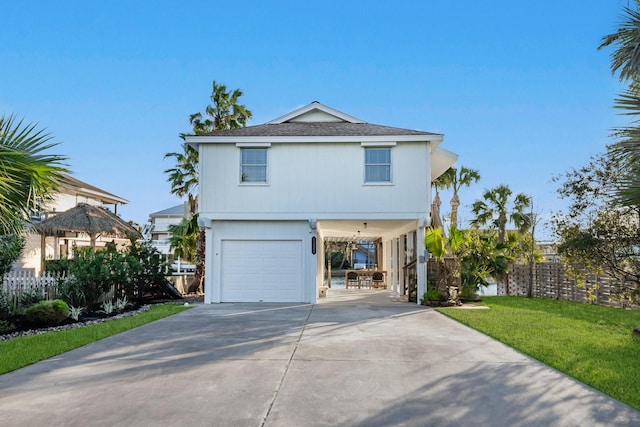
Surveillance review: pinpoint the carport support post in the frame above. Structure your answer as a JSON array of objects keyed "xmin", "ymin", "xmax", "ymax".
[{"xmin": 416, "ymin": 225, "xmax": 427, "ymax": 305}]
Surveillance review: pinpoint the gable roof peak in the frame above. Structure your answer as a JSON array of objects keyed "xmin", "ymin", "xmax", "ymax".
[{"xmin": 267, "ymin": 102, "xmax": 365, "ymax": 125}]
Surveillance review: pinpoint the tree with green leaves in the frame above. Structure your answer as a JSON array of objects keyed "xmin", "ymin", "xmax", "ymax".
[
  {"xmin": 470, "ymin": 184, "xmax": 531, "ymax": 245},
  {"xmin": 188, "ymin": 81, "xmax": 253, "ymax": 134},
  {"xmin": 0, "ymin": 234, "xmax": 26, "ymax": 276},
  {"xmin": 168, "ymin": 217, "xmax": 198, "ymax": 263},
  {"xmin": 165, "ymin": 81, "xmax": 252, "ymax": 293},
  {"xmin": 551, "ymin": 151, "xmax": 640, "ymax": 304},
  {"xmin": 599, "ymin": 2, "xmax": 640, "ymax": 207},
  {"xmin": 432, "ymin": 166, "xmax": 481, "ymax": 229},
  {"xmin": 0, "ymin": 115, "xmax": 68, "ymax": 235}
]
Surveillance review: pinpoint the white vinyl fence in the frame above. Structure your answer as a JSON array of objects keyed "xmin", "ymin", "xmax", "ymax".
[{"xmin": 1, "ymin": 271, "xmax": 63, "ymax": 312}]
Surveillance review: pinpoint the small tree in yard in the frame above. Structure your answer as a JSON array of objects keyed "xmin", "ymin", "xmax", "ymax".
[
  {"xmin": 424, "ymin": 227, "xmax": 465, "ymax": 305},
  {"xmin": 552, "ymin": 151, "xmax": 640, "ymax": 305},
  {"xmin": 0, "ymin": 234, "xmax": 25, "ymax": 276}
]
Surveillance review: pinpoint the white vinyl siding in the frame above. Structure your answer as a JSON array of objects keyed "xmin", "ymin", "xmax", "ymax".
[
  {"xmin": 364, "ymin": 147, "xmax": 391, "ymax": 183},
  {"xmin": 199, "ymin": 142, "xmax": 429, "ymax": 216}
]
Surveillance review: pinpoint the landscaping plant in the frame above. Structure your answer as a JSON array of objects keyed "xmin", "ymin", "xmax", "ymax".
[{"xmin": 25, "ymin": 299, "xmax": 69, "ymax": 327}]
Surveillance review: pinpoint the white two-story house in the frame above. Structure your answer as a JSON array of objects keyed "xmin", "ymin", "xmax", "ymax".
[{"xmin": 184, "ymin": 102, "xmax": 457, "ymax": 304}]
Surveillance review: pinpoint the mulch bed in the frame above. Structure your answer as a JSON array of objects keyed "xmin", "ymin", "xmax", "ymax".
[{"xmin": 0, "ymin": 304, "xmax": 152, "ymax": 342}]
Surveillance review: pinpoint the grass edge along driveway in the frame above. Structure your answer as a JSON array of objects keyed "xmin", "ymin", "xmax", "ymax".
[
  {"xmin": 0, "ymin": 304, "xmax": 191, "ymax": 375},
  {"xmin": 437, "ymin": 296, "xmax": 640, "ymax": 411}
]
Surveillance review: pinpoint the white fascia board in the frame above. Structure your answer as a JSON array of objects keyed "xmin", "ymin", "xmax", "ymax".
[
  {"xmin": 267, "ymin": 102, "xmax": 365, "ymax": 124},
  {"xmin": 235, "ymin": 142, "xmax": 272, "ymax": 148},
  {"xmin": 361, "ymin": 141, "xmax": 397, "ymax": 147},
  {"xmin": 185, "ymin": 134, "xmax": 443, "ymax": 145},
  {"xmin": 202, "ymin": 212, "xmax": 425, "ymax": 221},
  {"xmin": 73, "ymin": 187, "xmax": 129, "ymax": 205}
]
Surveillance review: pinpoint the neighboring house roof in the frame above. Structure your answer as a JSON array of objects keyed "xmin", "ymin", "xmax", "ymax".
[
  {"xmin": 149, "ymin": 204, "xmax": 186, "ymax": 218},
  {"xmin": 61, "ymin": 174, "xmax": 129, "ymax": 205}
]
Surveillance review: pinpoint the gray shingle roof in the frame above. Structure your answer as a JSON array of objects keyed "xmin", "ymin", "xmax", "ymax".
[{"xmin": 199, "ymin": 122, "xmax": 440, "ymax": 137}]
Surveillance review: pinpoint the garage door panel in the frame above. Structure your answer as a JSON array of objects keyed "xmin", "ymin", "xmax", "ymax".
[{"xmin": 221, "ymin": 240, "xmax": 303, "ymax": 302}]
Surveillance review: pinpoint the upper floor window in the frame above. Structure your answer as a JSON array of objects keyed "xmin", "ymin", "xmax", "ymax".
[
  {"xmin": 241, "ymin": 148, "xmax": 267, "ymax": 183},
  {"xmin": 364, "ymin": 147, "xmax": 391, "ymax": 183}
]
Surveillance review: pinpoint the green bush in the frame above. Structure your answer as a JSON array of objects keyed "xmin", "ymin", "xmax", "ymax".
[
  {"xmin": 0, "ymin": 320, "xmax": 15, "ymax": 334},
  {"xmin": 0, "ymin": 290, "xmax": 10, "ymax": 320},
  {"xmin": 51, "ymin": 240, "xmax": 169, "ymax": 309},
  {"xmin": 60, "ymin": 274, "xmax": 86, "ymax": 308},
  {"xmin": 20, "ymin": 287, "xmax": 44, "ymax": 309},
  {"xmin": 423, "ymin": 288, "xmax": 444, "ymax": 302},
  {"xmin": 45, "ymin": 258, "xmax": 71, "ymax": 275},
  {"xmin": 0, "ymin": 234, "xmax": 25, "ymax": 276},
  {"xmin": 66, "ymin": 245, "xmax": 116, "ymax": 307},
  {"xmin": 118, "ymin": 241, "xmax": 168, "ymax": 301},
  {"xmin": 25, "ymin": 299, "xmax": 69, "ymax": 327}
]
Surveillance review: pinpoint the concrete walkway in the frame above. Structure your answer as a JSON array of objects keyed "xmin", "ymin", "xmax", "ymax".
[{"xmin": 0, "ymin": 289, "xmax": 638, "ymax": 426}]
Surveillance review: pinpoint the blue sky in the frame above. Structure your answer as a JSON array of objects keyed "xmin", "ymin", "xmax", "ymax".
[{"xmin": 0, "ymin": 1, "xmax": 631, "ymax": 239}]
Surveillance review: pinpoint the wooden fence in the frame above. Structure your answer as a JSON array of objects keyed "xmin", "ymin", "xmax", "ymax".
[{"xmin": 500, "ymin": 263, "xmax": 635, "ymax": 307}]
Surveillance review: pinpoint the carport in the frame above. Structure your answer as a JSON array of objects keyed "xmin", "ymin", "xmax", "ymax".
[{"xmin": 316, "ymin": 218, "xmax": 428, "ymax": 303}]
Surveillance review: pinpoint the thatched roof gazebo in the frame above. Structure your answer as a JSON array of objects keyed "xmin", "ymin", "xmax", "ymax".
[{"xmin": 34, "ymin": 203, "xmax": 141, "ymax": 270}]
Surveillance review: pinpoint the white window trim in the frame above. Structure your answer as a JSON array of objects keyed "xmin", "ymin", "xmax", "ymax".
[
  {"xmin": 360, "ymin": 141, "xmax": 397, "ymax": 147},
  {"xmin": 363, "ymin": 146, "xmax": 393, "ymax": 184},
  {"xmin": 239, "ymin": 147, "xmax": 269, "ymax": 185}
]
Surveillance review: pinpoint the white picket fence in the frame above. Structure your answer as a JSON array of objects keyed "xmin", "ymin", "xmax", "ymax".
[{"xmin": 1, "ymin": 270, "xmax": 63, "ymax": 303}]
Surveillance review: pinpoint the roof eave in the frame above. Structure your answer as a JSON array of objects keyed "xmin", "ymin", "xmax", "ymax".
[
  {"xmin": 184, "ymin": 134, "xmax": 444, "ymax": 145},
  {"xmin": 267, "ymin": 102, "xmax": 365, "ymax": 124}
]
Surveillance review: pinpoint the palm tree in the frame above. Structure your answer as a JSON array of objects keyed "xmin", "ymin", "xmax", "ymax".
[
  {"xmin": 470, "ymin": 184, "xmax": 531, "ymax": 245},
  {"xmin": 188, "ymin": 81, "xmax": 253, "ymax": 134},
  {"xmin": 432, "ymin": 166, "xmax": 480, "ymax": 230},
  {"xmin": 165, "ymin": 81, "xmax": 252, "ymax": 293},
  {"xmin": 164, "ymin": 145, "xmax": 199, "ymax": 214},
  {"xmin": 0, "ymin": 115, "xmax": 68, "ymax": 235},
  {"xmin": 599, "ymin": 4, "xmax": 640, "ymax": 92},
  {"xmin": 168, "ymin": 217, "xmax": 198, "ymax": 263},
  {"xmin": 599, "ymin": 3, "xmax": 640, "ymax": 206}
]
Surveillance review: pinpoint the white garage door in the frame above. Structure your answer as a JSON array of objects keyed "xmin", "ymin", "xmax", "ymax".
[{"xmin": 221, "ymin": 240, "xmax": 303, "ymax": 302}]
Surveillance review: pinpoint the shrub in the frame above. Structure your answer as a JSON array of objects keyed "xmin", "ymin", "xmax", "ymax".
[
  {"xmin": 0, "ymin": 234, "xmax": 25, "ymax": 276},
  {"xmin": 67, "ymin": 246, "xmax": 115, "ymax": 307},
  {"xmin": 118, "ymin": 241, "xmax": 167, "ymax": 301},
  {"xmin": 423, "ymin": 288, "xmax": 444, "ymax": 303},
  {"xmin": 25, "ymin": 299, "xmax": 69, "ymax": 327},
  {"xmin": 20, "ymin": 287, "xmax": 44, "ymax": 309},
  {"xmin": 0, "ymin": 290, "xmax": 9, "ymax": 320},
  {"xmin": 45, "ymin": 258, "xmax": 71, "ymax": 275},
  {"xmin": 67, "ymin": 306, "xmax": 84, "ymax": 321},
  {"xmin": 0, "ymin": 320, "xmax": 15, "ymax": 334},
  {"xmin": 60, "ymin": 274, "xmax": 86, "ymax": 308}
]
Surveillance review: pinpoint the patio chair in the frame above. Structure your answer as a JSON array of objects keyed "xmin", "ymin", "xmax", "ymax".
[
  {"xmin": 358, "ymin": 273, "xmax": 373, "ymax": 289},
  {"xmin": 372, "ymin": 271, "xmax": 385, "ymax": 289},
  {"xmin": 346, "ymin": 271, "xmax": 359, "ymax": 288}
]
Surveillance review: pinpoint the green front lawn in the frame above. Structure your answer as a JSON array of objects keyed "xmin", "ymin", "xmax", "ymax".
[
  {"xmin": 438, "ymin": 297, "xmax": 640, "ymax": 410},
  {"xmin": 0, "ymin": 304, "xmax": 191, "ymax": 375}
]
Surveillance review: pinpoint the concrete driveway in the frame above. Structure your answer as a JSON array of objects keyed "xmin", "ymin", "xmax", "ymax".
[{"xmin": 0, "ymin": 289, "xmax": 638, "ymax": 427}]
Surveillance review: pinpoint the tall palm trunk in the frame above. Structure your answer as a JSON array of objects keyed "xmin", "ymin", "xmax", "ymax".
[
  {"xmin": 450, "ymin": 193, "xmax": 460, "ymax": 229},
  {"xmin": 194, "ymin": 228, "xmax": 206, "ymax": 294}
]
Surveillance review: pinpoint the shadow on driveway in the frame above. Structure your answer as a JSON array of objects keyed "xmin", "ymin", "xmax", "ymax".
[{"xmin": 0, "ymin": 289, "xmax": 638, "ymax": 427}]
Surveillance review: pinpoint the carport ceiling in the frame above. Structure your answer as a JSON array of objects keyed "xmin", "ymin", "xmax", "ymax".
[{"xmin": 319, "ymin": 219, "xmax": 418, "ymax": 242}]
